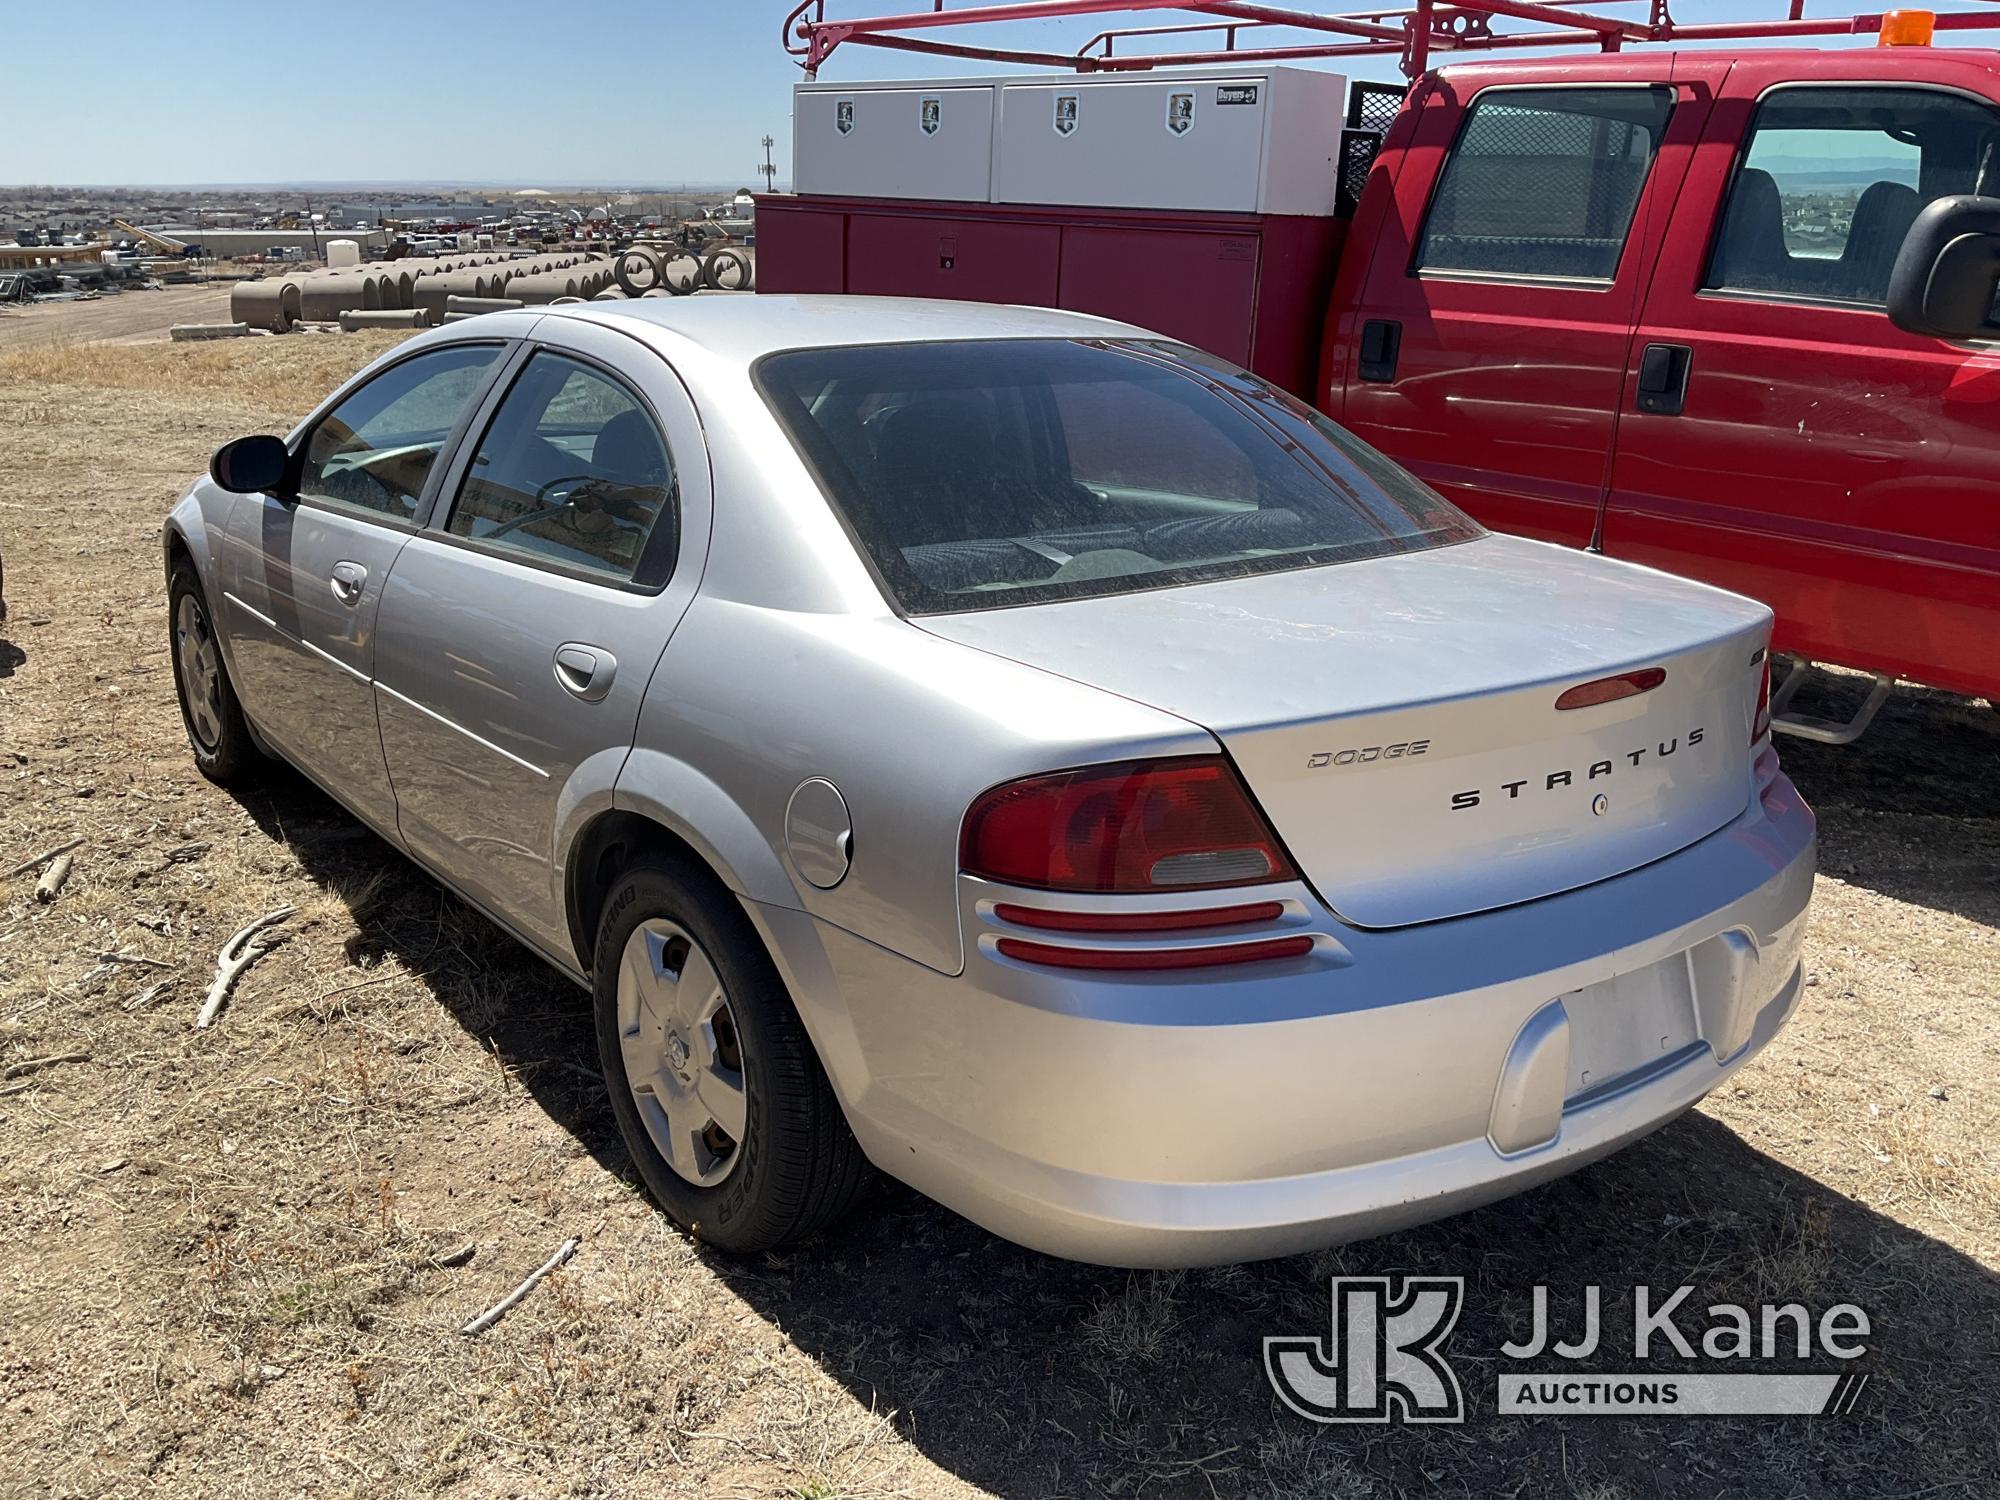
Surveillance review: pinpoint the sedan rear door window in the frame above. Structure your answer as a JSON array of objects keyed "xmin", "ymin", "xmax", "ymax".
[
  {"xmin": 758, "ymin": 338, "xmax": 1480, "ymax": 614},
  {"xmin": 296, "ymin": 344, "xmax": 500, "ymax": 521},
  {"xmin": 444, "ymin": 352, "xmax": 677, "ymax": 584}
]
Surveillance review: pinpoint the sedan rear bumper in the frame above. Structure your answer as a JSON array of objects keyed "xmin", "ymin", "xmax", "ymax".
[{"xmin": 751, "ymin": 762, "xmax": 1815, "ymax": 1267}]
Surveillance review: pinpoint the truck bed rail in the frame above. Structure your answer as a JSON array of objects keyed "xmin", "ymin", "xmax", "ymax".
[{"xmin": 782, "ymin": 0, "xmax": 2000, "ymax": 79}]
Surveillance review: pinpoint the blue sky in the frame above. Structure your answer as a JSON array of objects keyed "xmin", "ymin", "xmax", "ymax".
[{"xmin": 2, "ymin": 0, "xmax": 1981, "ymax": 186}]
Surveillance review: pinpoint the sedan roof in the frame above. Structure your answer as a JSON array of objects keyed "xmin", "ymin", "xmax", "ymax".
[{"xmin": 534, "ymin": 294, "xmax": 1147, "ymax": 365}]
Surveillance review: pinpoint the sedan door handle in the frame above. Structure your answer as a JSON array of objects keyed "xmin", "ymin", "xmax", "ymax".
[
  {"xmin": 553, "ymin": 643, "xmax": 617, "ymax": 703},
  {"xmin": 329, "ymin": 560, "xmax": 368, "ymax": 604}
]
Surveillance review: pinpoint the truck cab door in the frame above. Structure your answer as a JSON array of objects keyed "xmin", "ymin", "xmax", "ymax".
[
  {"xmin": 1600, "ymin": 56, "xmax": 2000, "ymax": 701},
  {"xmin": 1334, "ymin": 59, "xmax": 1713, "ymax": 547}
]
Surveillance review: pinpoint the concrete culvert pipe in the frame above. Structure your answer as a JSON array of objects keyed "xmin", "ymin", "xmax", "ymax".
[
  {"xmin": 338, "ymin": 309, "xmax": 428, "ymax": 331},
  {"xmin": 416, "ymin": 273, "xmax": 485, "ymax": 326},
  {"xmin": 703, "ymin": 248, "xmax": 754, "ymax": 292},
  {"xmin": 414, "ymin": 280, "xmax": 448, "ymax": 326},
  {"xmin": 231, "ymin": 279, "xmax": 301, "ymax": 333},
  {"xmin": 395, "ymin": 270, "xmax": 415, "ymax": 307},
  {"xmin": 660, "ymin": 253, "xmax": 704, "ymax": 296},
  {"xmin": 617, "ymin": 245, "xmax": 666, "ymax": 296},
  {"xmin": 299, "ymin": 275, "xmax": 371, "ymax": 321},
  {"xmin": 591, "ymin": 287, "xmax": 629, "ymax": 300},
  {"xmin": 500, "ymin": 274, "xmax": 554, "ymax": 305},
  {"xmin": 359, "ymin": 277, "xmax": 382, "ymax": 311},
  {"xmin": 445, "ymin": 295, "xmax": 525, "ymax": 317}
]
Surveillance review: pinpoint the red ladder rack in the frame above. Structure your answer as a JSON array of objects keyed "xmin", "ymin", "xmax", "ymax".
[{"xmin": 782, "ymin": 0, "xmax": 2000, "ymax": 79}]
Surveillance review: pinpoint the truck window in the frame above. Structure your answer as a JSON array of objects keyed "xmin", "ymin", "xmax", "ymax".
[
  {"xmin": 1705, "ymin": 86, "xmax": 2000, "ymax": 308},
  {"xmin": 1416, "ymin": 86, "xmax": 1675, "ymax": 281}
]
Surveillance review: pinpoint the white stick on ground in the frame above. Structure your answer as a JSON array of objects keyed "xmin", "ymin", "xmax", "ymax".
[
  {"xmin": 34, "ymin": 853, "xmax": 74, "ymax": 904},
  {"xmin": 193, "ymin": 906, "xmax": 295, "ymax": 1030},
  {"xmin": 2, "ymin": 1051, "xmax": 91, "ymax": 1080},
  {"xmin": 5, "ymin": 837, "xmax": 83, "ymax": 880},
  {"xmin": 459, "ymin": 1237, "xmax": 580, "ymax": 1337},
  {"xmin": 122, "ymin": 977, "xmax": 178, "ymax": 1012}
]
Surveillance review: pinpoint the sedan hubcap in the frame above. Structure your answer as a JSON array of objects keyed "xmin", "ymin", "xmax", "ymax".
[
  {"xmin": 175, "ymin": 594, "xmax": 224, "ymax": 752},
  {"xmin": 616, "ymin": 918, "xmax": 746, "ymax": 1187}
]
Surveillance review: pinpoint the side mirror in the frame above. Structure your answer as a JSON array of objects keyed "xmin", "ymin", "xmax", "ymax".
[
  {"xmin": 1887, "ymin": 194, "xmax": 2000, "ymax": 341},
  {"xmin": 209, "ymin": 434, "xmax": 290, "ymax": 494}
]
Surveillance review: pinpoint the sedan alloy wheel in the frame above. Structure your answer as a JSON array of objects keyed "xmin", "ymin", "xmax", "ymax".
[
  {"xmin": 174, "ymin": 593, "xmax": 225, "ymax": 753},
  {"xmin": 616, "ymin": 917, "xmax": 747, "ymax": 1187}
]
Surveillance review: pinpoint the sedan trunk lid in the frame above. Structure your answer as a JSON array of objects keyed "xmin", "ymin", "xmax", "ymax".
[{"xmin": 919, "ymin": 534, "xmax": 1770, "ymax": 928}]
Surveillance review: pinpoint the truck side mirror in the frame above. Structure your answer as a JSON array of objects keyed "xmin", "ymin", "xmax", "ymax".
[
  {"xmin": 209, "ymin": 434, "xmax": 291, "ymax": 495},
  {"xmin": 1887, "ymin": 194, "xmax": 2000, "ymax": 341}
]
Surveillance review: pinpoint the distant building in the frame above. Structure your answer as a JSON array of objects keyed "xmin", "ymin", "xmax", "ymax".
[{"xmin": 173, "ymin": 227, "xmax": 393, "ymax": 257}]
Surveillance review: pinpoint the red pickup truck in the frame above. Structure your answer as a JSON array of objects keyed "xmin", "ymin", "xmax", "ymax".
[{"xmin": 759, "ymin": 2, "xmax": 2000, "ymax": 738}]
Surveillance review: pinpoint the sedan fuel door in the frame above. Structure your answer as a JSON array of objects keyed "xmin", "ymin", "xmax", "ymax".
[
  {"xmin": 372, "ymin": 320, "xmax": 710, "ymax": 962},
  {"xmin": 222, "ymin": 340, "xmax": 508, "ymax": 835}
]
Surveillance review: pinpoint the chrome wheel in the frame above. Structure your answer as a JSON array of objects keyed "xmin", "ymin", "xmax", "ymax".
[
  {"xmin": 616, "ymin": 918, "xmax": 747, "ymax": 1187},
  {"xmin": 175, "ymin": 593, "xmax": 225, "ymax": 752}
]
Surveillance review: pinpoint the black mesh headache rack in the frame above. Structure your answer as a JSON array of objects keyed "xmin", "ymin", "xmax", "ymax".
[{"xmin": 781, "ymin": 0, "xmax": 2000, "ymax": 81}]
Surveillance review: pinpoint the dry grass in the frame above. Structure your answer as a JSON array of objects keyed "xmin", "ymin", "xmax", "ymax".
[
  {"xmin": 0, "ymin": 329, "xmax": 412, "ymax": 414},
  {"xmin": 1, "ymin": 337, "xmax": 1996, "ymax": 1499}
]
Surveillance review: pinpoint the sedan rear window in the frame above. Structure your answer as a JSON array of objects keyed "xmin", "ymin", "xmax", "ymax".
[{"xmin": 756, "ymin": 339, "xmax": 1480, "ymax": 615}]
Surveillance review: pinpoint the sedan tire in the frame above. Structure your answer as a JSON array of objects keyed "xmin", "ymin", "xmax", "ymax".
[
  {"xmin": 593, "ymin": 855, "xmax": 870, "ymax": 1253},
  {"xmin": 168, "ymin": 562, "xmax": 258, "ymax": 785}
]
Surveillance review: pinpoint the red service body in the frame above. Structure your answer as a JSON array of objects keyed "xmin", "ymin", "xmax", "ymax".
[{"xmin": 759, "ymin": 4, "xmax": 2000, "ymax": 709}]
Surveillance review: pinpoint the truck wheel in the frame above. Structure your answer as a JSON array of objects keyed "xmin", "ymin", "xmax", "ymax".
[
  {"xmin": 593, "ymin": 855, "xmax": 870, "ymax": 1253},
  {"xmin": 169, "ymin": 562, "xmax": 258, "ymax": 785}
]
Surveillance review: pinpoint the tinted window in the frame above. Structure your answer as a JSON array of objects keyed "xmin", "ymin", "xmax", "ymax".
[
  {"xmin": 1706, "ymin": 87, "xmax": 2000, "ymax": 306},
  {"xmin": 446, "ymin": 352, "xmax": 675, "ymax": 582},
  {"xmin": 298, "ymin": 344, "xmax": 499, "ymax": 520},
  {"xmin": 757, "ymin": 338, "xmax": 1480, "ymax": 615},
  {"xmin": 1417, "ymin": 86, "xmax": 1675, "ymax": 280}
]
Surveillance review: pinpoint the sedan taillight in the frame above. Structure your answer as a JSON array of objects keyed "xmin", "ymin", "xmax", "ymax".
[{"xmin": 961, "ymin": 756, "xmax": 1295, "ymax": 894}]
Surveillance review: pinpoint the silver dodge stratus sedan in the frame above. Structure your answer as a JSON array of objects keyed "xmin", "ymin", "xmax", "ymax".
[{"xmin": 166, "ymin": 297, "xmax": 1815, "ymax": 1267}]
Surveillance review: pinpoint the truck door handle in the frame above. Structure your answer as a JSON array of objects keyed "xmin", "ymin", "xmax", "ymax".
[
  {"xmin": 329, "ymin": 560, "xmax": 367, "ymax": 604},
  {"xmin": 1636, "ymin": 343, "xmax": 1693, "ymax": 415},
  {"xmin": 1358, "ymin": 319, "xmax": 1401, "ymax": 383},
  {"xmin": 553, "ymin": 643, "xmax": 617, "ymax": 703}
]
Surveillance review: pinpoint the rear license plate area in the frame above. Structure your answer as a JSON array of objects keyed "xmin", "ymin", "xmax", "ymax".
[{"xmin": 1560, "ymin": 957, "xmax": 1701, "ymax": 1106}]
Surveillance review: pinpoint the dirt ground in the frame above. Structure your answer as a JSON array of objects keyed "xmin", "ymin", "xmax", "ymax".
[
  {"xmin": 0, "ymin": 334, "xmax": 1995, "ymax": 1500},
  {"xmin": 0, "ymin": 283, "xmax": 237, "ymax": 352}
]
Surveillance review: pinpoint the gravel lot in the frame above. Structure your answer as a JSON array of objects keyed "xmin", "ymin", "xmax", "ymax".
[
  {"xmin": 0, "ymin": 333, "xmax": 1994, "ymax": 1499},
  {"xmin": 0, "ymin": 283, "xmax": 237, "ymax": 352}
]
